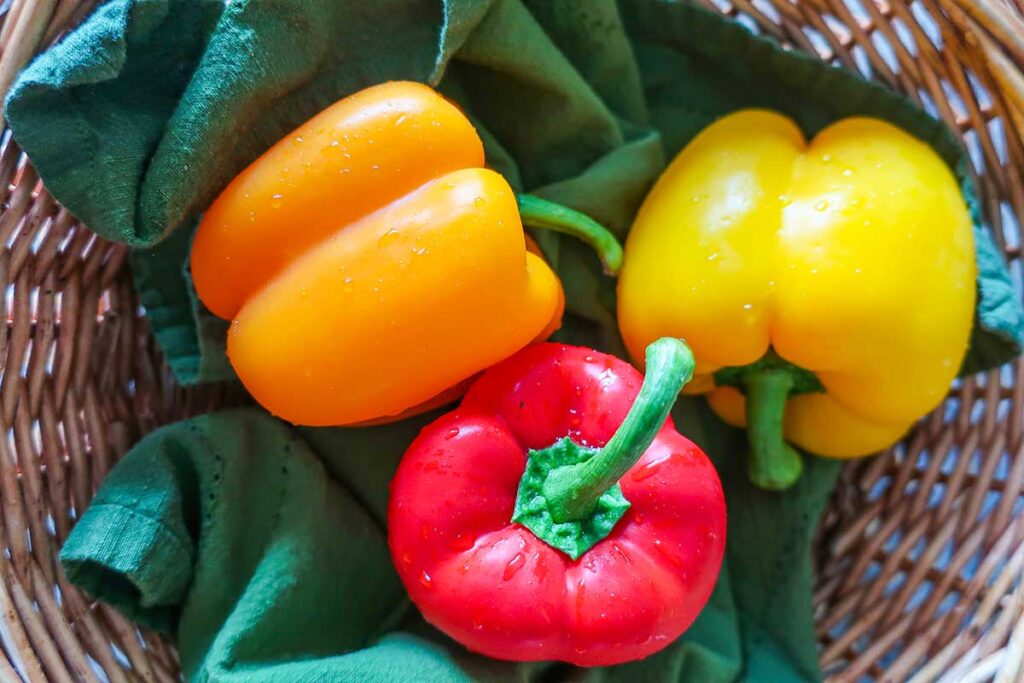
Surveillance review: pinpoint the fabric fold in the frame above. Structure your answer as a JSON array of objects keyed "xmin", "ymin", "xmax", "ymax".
[
  {"xmin": 4, "ymin": 0, "xmax": 1021, "ymax": 680},
  {"xmin": 62, "ymin": 501, "xmax": 194, "ymax": 634}
]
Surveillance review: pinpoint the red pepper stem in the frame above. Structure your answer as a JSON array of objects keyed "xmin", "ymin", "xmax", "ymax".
[
  {"xmin": 516, "ymin": 194, "xmax": 624, "ymax": 275},
  {"xmin": 542, "ymin": 338, "xmax": 695, "ymax": 523},
  {"xmin": 743, "ymin": 367, "xmax": 803, "ymax": 490}
]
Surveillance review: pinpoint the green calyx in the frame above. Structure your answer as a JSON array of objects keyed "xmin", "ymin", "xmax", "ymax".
[
  {"xmin": 511, "ymin": 438, "xmax": 630, "ymax": 560},
  {"xmin": 713, "ymin": 351, "xmax": 822, "ymax": 394},
  {"xmin": 713, "ymin": 351, "xmax": 822, "ymax": 491},
  {"xmin": 516, "ymin": 194, "xmax": 623, "ymax": 275},
  {"xmin": 511, "ymin": 337, "xmax": 695, "ymax": 560}
]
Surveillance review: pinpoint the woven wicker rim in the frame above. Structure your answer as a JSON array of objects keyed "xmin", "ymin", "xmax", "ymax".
[{"xmin": 0, "ymin": 0, "xmax": 1022, "ymax": 681}]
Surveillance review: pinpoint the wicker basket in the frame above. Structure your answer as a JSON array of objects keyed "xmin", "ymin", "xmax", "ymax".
[{"xmin": 0, "ymin": 0, "xmax": 1022, "ymax": 681}]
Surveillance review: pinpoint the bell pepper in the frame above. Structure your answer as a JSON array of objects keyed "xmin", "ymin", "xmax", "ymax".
[
  {"xmin": 192, "ymin": 81, "xmax": 620, "ymax": 426},
  {"xmin": 618, "ymin": 110, "xmax": 976, "ymax": 489},
  {"xmin": 388, "ymin": 337, "xmax": 726, "ymax": 666}
]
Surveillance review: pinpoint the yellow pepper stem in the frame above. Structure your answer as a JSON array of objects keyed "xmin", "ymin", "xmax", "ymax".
[
  {"xmin": 516, "ymin": 194, "xmax": 623, "ymax": 275},
  {"xmin": 743, "ymin": 367, "xmax": 804, "ymax": 491}
]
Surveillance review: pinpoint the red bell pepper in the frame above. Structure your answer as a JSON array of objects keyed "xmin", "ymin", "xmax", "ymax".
[{"xmin": 388, "ymin": 338, "xmax": 726, "ymax": 666}]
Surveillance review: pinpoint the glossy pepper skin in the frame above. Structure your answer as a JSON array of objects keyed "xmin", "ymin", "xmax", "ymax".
[
  {"xmin": 191, "ymin": 82, "xmax": 617, "ymax": 426},
  {"xmin": 389, "ymin": 340, "xmax": 726, "ymax": 666},
  {"xmin": 618, "ymin": 110, "xmax": 976, "ymax": 489}
]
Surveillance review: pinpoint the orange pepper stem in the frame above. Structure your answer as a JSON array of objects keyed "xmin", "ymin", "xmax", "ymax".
[
  {"xmin": 516, "ymin": 194, "xmax": 623, "ymax": 275},
  {"xmin": 742, "ymin": 367, "xmax": 803, "ymax": 491}
]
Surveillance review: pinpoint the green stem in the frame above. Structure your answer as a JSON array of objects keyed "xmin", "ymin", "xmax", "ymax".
[
  {"xmin": 743, "ymin": 367, "xmax": 803, "ymax": 490},
  {"xmin": 516, "ymin": 194, "xmax": 624, "ymax": 275},
  {"xmin": 542, "ymin": 337, "xmax": 695, "ymax": 522}
]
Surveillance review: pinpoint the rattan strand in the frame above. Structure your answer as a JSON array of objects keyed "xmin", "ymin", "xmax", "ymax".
[{"xmin": 0, "ymin": 0, "xmax": 1022, "ymax": 680}]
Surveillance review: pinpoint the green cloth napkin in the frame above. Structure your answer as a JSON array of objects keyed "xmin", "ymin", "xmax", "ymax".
[
  {"xmin": 10, "ymin": 0, "xmax": 1024, "ymax": 681},
  {"xmin": 61, "ymin": 404, "xmax": 837, "ymax": 682},
  {"xmin": 6, "ymin": 0, "xmax": 1022, "ymax": 384}
]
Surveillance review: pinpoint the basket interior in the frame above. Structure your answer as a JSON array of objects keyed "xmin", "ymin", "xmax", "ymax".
[{"xmin": 0, "ymin": 0, "xmax": 1022, "ymax": 681}]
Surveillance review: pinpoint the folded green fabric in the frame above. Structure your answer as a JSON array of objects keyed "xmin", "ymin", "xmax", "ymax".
[
  {"xmin": 61, "ymin": 405, "xmax": 836, "ymax": 682},
  {"xmin": 131, "ymin": 225, "xmax": 235, "ymax": 383},
  {"xmin": 12, "ymin": 0, "xmax": 1024, "ymax": 681},
  {"xmin": 6, "ymin": 0, "xmax": 1022, "ymax": 384}
]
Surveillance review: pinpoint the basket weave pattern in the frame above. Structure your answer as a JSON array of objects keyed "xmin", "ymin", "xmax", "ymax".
[{"xmin": 0, "ymin": 0, "xmax": 1022, "ymax": 681}]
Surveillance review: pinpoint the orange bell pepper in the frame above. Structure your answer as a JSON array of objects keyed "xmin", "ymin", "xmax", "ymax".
[{"xmin": 192, "ymin": 81, "xmax": 619, "ymax": 426}]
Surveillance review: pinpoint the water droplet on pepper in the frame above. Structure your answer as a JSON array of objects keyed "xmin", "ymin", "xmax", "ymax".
[
  {"xmin": 631, "ymin": 453, "xmax": 673, "ymax": 481},
  {"xmin": 449, "ymin": 534, "xmax": 474, "ymax": 552},
  {"xmin": 503, "ymin": 553, "xmax": 525, "ymax": 580},
  {"xmin": 378, "ymin": 229, "xmax": 400, "ymax": 247},
  {"xmin": 611, "ymin": 544, "xmax": 633, "ymax": 565}
]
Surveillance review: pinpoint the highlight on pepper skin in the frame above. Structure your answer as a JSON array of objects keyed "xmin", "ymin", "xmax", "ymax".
[{"xmin": 618, "ymin": 109, "xmax": 976, "ymax": 489}]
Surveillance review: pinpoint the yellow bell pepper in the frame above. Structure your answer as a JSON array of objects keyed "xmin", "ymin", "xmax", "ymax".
[
  {"xmin": 618, "ymin": 110, "xmax": 976, "ymax": 489},
  {"xmin": 192, "ymin": 82, "xmax": 620, "ymax": 427}
]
